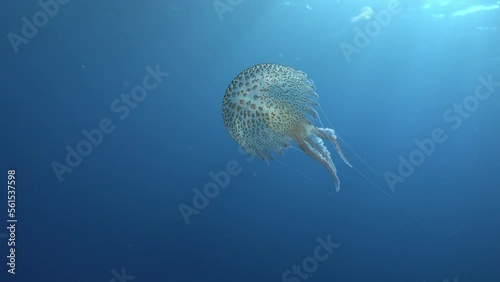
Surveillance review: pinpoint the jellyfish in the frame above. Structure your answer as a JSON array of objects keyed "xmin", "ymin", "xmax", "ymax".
[
  {"xmin": 222, "ymin": 64, "xmax": 352, "ymax": 191},
  {"xmin": 351, "ymin": 6, "xmax": 373, "ymax": 23}
]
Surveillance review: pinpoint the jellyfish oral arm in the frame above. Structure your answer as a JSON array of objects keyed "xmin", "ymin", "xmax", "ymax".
[
  {"xmin": 297, "ymin": 135, "xmax": 341, "ymax": 192},
  {"xmin": 314, "ymin": 127, "xmax": 352, "ymax": 168}
]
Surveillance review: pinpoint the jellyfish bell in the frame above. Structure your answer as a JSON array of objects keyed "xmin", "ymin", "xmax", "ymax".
[
  {"xmin": 351, "ymin": 6, "xmax": 374, "ymax": 23},
  {"xmin": 222, "ymin": 63, "xmax": 352, "ymax": 191}
]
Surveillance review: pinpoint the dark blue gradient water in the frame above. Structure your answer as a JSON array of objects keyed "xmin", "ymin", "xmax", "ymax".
[{"xmin": 2, "ymin": 0, "xmax": 500, "ymax": 281}]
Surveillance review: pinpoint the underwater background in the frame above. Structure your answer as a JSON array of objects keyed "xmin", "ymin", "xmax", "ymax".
[{"xmin": 2, "ymin": 0, "xmax": 500, "ymax": 281}]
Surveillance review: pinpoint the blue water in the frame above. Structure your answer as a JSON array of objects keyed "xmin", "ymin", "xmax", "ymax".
[{"xmin": 2, "ymin": 0, "xmax": 500, "ymax": 281}]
